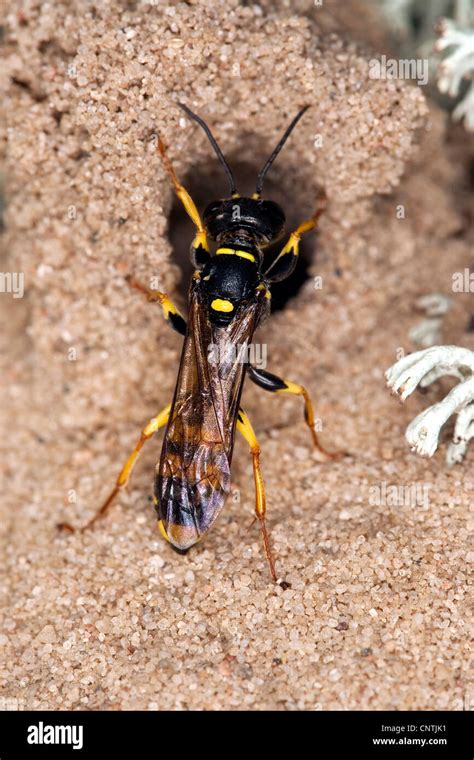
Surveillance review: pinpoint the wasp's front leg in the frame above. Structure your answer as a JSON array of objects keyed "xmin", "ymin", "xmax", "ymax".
[{"xmin": 157, "ymin": 137, "xmax": 211, "ymax": 269}]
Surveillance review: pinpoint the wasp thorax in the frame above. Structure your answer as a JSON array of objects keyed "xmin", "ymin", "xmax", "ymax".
[{"xmin": 199, "ymin": 254, "xmax": 261, "ymax": 326}]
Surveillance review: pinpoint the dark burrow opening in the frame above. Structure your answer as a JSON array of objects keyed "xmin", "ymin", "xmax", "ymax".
[{"xmin": 167, "ymin": 155, "xmax": 321, "ymax": 314}]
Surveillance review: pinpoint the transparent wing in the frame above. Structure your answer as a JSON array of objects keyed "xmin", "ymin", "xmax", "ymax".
[{"xmin": 155, "ymin": 283, "xmax": 265, "ymax": 549}]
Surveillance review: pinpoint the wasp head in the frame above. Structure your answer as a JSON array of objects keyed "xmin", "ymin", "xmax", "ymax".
[{"xmin": 203, "ymin": 197, "xmax": 285, "ymax": 248}]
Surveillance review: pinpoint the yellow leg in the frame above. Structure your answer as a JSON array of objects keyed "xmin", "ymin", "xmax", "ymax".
[
  {"xmin": 247, "ymin": 365, "xmax": 344, "ymax": 460},
  {"xmin": 265, "ymin": 191, "xmax": 327, "ymax": 281},
  {"xmin": 126, "ymin": 276, "xmax": 186, "ymax": 336},
  {"xmin": 157, "ymin": 137, "xmax": 209, "ymax": 255},
  {"xmin": 282, "ymin": 207, "xmax": 326, "ymax": 255},
  {"xmin": 237, "ymin": 408, "xmax": 288, "ymax": 586},
  {"xmin": 59, "ymin": 403, "xmax": 171, "ymax": 533},
  {"xmin": 277, "ymin": 380, "xmax": 342, "ymax": 460}
]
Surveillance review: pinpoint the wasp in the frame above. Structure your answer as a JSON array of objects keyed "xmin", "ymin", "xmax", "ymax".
[{"xmin": 61, "ymin": 104, "xmax": 337, "ymax": 585}]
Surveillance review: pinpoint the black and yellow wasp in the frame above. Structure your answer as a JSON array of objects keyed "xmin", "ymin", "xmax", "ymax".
[{"xmin": 62, "ymin": 104, "xmax": 336, "ymax": 584}]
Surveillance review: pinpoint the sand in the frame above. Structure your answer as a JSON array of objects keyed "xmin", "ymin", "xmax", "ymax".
[{"xmin": 1, "ymin": 0, "xmax": 472, "ymax": 710}]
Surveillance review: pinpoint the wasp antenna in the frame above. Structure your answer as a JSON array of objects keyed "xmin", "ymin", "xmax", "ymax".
[
  {"xmin": 255, "ymin": 105, "xmax": 310, "ymax": 196},
  {"xmin": 178, "ymin": 103, "xmax": 237, "ymax": 196}
]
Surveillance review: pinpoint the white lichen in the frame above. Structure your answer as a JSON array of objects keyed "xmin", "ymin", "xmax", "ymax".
[
  {"xmin": 378, "ymin": 0, "xmax": 452, "ymax": 41},
  {"xmin": 386, "ymin": 345, "xmax": 474, "ymax": 463},
  {"xmin": 378, "ymin": 0, "xmax": 474, "ymax": 130},
  {"xmin": 409, "ymin": 293, "xmax": 452, "ymax": 348},
  {"xmin": 435, "ymin": 16, "xmax": 474, "ymax": 130}
]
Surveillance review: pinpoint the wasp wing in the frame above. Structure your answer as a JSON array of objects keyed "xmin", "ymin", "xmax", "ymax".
[{"xmin": 155, "ymin": 284, "xmax": 266, "ymax": 550}]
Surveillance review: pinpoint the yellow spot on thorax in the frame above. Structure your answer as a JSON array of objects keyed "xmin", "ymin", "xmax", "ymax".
[{"xmin": 211, "ymin": 298, "xmax": 234, "ymax": 313}]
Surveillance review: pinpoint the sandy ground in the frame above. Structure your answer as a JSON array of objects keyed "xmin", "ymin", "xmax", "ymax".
[{"xmin": 1, "ymin": 0, "xmax": 472, "ymax": 710}]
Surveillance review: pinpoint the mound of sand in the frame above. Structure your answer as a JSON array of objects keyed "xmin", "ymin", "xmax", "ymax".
[{"xmin": 1, "ymin": 0, "xmax": 471, "ymax": 709}]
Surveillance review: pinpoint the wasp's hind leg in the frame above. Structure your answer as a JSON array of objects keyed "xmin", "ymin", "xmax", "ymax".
[
  {"xmin": 247, "ymin": 366, "xmax": 344, "ymax": 460},
  {"xmin": 237, "ymin": 408, "xmax": 288, "ymax": 588},
  {"xmin": 156, "ymin": 136, "xmax": 211, "ymax": 269},
  {"xmin": 58, "ymin": 403, "xmax": 171, "ymax": 533}
]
